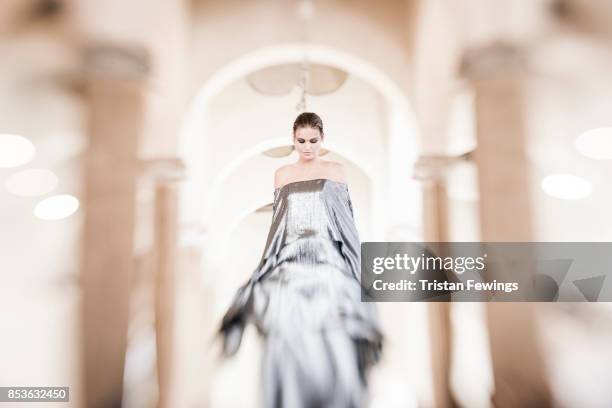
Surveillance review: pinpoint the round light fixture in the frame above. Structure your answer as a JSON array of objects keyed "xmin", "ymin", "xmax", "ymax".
[
  {"xmin": 541, "ymin": 174, "xmax": 592, "ymax": 200},
  {"xmin": 0, "ymin": 133, "xmax": 35, "ymax": 168},
  {"xmin": 575, "ymin": 127, "xmax": 612, "ymax": 160},
  {"xmin": 262, "ymin": 145, "xmax": 330, "ymax": 158},
  {"xmin": 246, "ymin": 63, "xmax": 348, "ymax": 96},
  {"xmin": 5, "ymin": 168, "xmax": 58, "ymax": 197},
  {"xmin": 34, "ymin": 194, "xmax": 80, "ymax": 220}
]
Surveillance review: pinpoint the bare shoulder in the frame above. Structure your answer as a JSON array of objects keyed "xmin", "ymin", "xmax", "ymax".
[
  {"xmin": 324, "ymin": 160, "xmax": 347, "ymax": 183},
  {"xmin": 274, "ymin": 164, "xmax": 294, "ymax": 189}
]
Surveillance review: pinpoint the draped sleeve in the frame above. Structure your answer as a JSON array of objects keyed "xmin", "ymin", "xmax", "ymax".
[
  {"xmin": 326, "ymin": 184, "xmax": 384, "ymax": 373},
  {"xmin": 327, "ymin": 184, "xmax": 361, "ymax": 284},
  {"xmin": 216, "ymin": 188, "xmax": 286, "ymax": 356}
]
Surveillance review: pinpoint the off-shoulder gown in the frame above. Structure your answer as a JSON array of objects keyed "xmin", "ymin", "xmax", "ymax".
[{"xmin": 217, "ymin": 178, "xmax": 384, "ymax": 408}]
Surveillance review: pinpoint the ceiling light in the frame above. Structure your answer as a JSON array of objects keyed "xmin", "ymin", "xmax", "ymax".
[
  {"xmin": 246, "ymin": 64, "xmax": 347, "ymax": 96},
  {"xmin": 541, "ymin": 174, "xmax": 592, "ymax": 200},
  {"xmin": 34, "ymin": 194, "xmax": 79, "ymax": 220},
  {"xmin": 262, "ymin": 145, "xmax": 330, "ymax": 158},
  {"xmin": 575, "ymin": 127, "xmax": 612, "ymax": 160},
  {"xmin": 5, "ymin": 168, "xmax": 58, "ymax": 197},
  {"xmin": 0, "ymin": 133, "xmax": 35, "ymax": 168}
]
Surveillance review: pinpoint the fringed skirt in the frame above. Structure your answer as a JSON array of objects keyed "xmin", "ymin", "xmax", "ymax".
[{"xmin": 248, "ymin": 236, "xmax": 383, "ymax": 408}]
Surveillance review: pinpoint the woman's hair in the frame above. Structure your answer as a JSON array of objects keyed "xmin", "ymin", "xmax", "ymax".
[{"xmin": 292, "ymin": 112, "xmax": 324, "ymax": 136}]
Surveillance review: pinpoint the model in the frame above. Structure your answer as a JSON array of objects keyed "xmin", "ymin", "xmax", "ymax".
[{"xmin": 217, "ymin": 112, "xmax": 384, "ymax": 408}]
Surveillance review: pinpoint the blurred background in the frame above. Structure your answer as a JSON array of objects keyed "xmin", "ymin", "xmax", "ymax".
[{"xmin": 1, "ymin": 0, "xmax": 612, "ymax": 407}]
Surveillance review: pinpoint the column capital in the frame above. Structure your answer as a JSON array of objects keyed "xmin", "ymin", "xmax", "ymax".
[
  {"xmin": 413, "ymin": 151, "xmax": 473, "ymax": 181},
  {"xmin": 139, "ymin": 157, "xmax": 187, "ymax": 183},
  {"xmin": 83, "ymin": 42, "xmax": 150, "ymax": 79},
  {"xmin": 459, "ymin": 41, "xmax": 527, "ymax": 81}
]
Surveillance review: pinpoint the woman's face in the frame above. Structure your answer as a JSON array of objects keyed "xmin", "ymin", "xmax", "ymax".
[{"xmin": 293, "ymin": 126, "xmax": 323, "ymax": 161}]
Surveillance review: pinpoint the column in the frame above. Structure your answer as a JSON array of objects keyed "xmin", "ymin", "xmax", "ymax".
[
  {"xmin": 174, "ymin": 229, "xmax": 216, "ymax": 407},
  {"xmin": 461, "ymin": 43, "xmax": 552, "ymax": 407},
  {"xmin": 80, "ymin": 44, "xmax": 148, "ymax": 408},
  {"xmin": 151, "ymin": 159, "xmax": 186, "ymax": 408},
  {"xmin": 414, "ymin": 155, "xmax": 458, "ymax": 408}
]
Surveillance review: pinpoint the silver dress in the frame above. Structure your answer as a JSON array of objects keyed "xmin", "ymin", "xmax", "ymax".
[{"xmin": 218, "ymin": 178, "xmax": 384, "ymax": 408}]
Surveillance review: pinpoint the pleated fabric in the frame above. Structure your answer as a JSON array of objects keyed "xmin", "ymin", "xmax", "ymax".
[{"xmin": 217, "ymin": 178, "xmax": 384, "ymax": 408}]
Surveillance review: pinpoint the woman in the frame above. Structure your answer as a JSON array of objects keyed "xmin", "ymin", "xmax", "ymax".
[{"xmin": 217, "ymin": 112, "xmax": 384, "ymax": 408}]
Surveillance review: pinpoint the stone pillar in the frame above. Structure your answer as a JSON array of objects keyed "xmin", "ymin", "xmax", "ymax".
[
  {"xmin": 461, "ymin": 43, "xmax": 552, "ymax": 408},
  {"xmin": 174, "ymin": 229, "xmax": 216, "ymax": 408},
  {"xmin": 139, "ymin": 157, "xmax": 186, "ymax": 408},
  {"xmin": 414, "ymin": 155, "xmax": 458, "ymax": 408},
  {"xmin": 80, "ymin": 45, "xmax": 148, "ymax": 408}
]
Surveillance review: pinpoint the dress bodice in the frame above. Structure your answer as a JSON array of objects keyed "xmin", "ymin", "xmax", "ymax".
[
  {"xmin": 260, "ymin": 178, "xmax": 359, "ymax": 283},
  {"xmin": 273, "ymin": 178, "xmax": 350, "ymax": 244}
]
